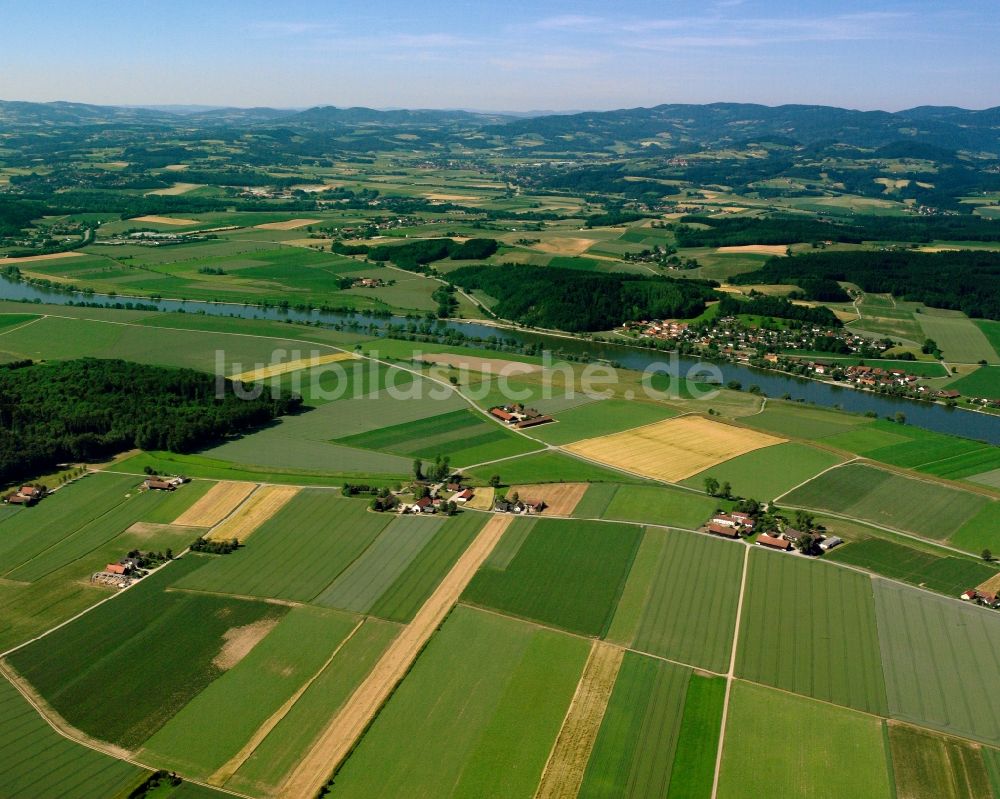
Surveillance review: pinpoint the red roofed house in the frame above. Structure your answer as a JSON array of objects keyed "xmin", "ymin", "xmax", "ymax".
[
  {"xmin": 757, "ymin": 533, "xmax": 791, "ymax": 551},
  {"xmin": 454, "ymin": 488, "xmax": 475, "ymax": 503},
  {"xmin": 490, "ymin": 408, "xmax": 515, "ymax": 423},
  {"xmin": 105, "ymin": 563, "xmax": 127, "ymax": 575},
  {"xmin": 960, "ymin": 588, "xmax": 978, "ymax": 601},
  {"xmin": 707, "ymin": 522, "xmax": 740, "ymax": 538}
]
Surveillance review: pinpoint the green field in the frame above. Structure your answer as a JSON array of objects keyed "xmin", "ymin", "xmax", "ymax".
[
  {"xmin": 0, "ymin": 676, "xmax": 146, "ymax": 798},
  {"xmin": 0, "ymin": 472, "xmax": 142, "ymax": 577},
  {"xmin": 665, "ymin": 676, "xmax": 727, "ymax": 799},
  {"xmin": 227, "ymin": 618, "xmax": 399, "ymax": 796},
  {"xmin": 975, "ymin": 319, "xmax": 1000, "ymax": 359},
  {"xmin": 951, "ymin": 504, "xmax": 1000, "ymax": 552},
  {"xmin": 174, "ymin": 490, "xmax": 392, "ymax": 602},
  {"xmin": 598, "ymin": 484, "xmax": 731, "ymax": 530},
  {"xmin": 949, "ymin": 366, "xmax": 1000, "ymax": 399},
  {"xmin": 781, "ymin": 463, "xmax": 992, "ymax": 542},
  {"xmin": 682, "ymin": 442, "xmax": 845, "ymax": 501},
  {"xmin": 141, "ymin": 605, "xmax": 359, "ymax": 778},
  {"xmin": 527, "ymin": 399, "xmax": 678, "ymax": 445},
  {"xmin": 329, "ymin": 606, "xmax": 588, "ymax": 799},
  {"xmin": 335, "ymin": 407, "xmax": 542, "ymax": 466},
  {"xmin": 736, "ymin": 550, "xmax": 887, "ymax": 714},
  {"xmin": 827, "ymin": 537, "xmax": 998, "ymax": 596},
  {"xmin": 368, "ymin": 511, "xmax": 488, "ymax": 623},
  {"xmin": 312, "ymin": 515, "xmax": 443, "ymax": 614},
  {"xmin": 463, "ymin": 517, "xmax": 642, "ymax": 637},
  {"xmin": 608, "ymin": 529, "xmax": 745, "ymax": 672},
  {"xmin": 468, "ymin": 450, "xmax": 649, "ymax": 486},
  {"xmin": 7, "ymin": 556, "xmax": 285, "ymax": 749},
  {"xmin": 741, "ymin": 402, "xmax": 872, "ymax": 439},
  {"xmin": 0, "ymin": 312, "xmax": 40, "ymax": 330},
  {"xmin": 717, "ymin": 682, "xmax": 892, "ymax": 799},
  {"xmin": 917, "ymin": 309, "xmax": 1000, "ymax": 364},
  {"xmin": 874, "ymin": 578, "xmax": 1000, "ymax": 745},
  {"xmin": 573, "ymin": 483, "xmax": 621, "ymax": 518},
  {"xmin": 888, "ymin": 723, "xmax": 994, "ymax": 799},
  {"xmin": 578, "ymin": 653, "xmax": 691, "ymax": 799}
]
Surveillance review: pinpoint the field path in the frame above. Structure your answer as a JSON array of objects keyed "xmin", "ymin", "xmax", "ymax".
[
  {"xmin": 534, "ymin": 641, "xmax": 624, "ymax": 799},
  {"xmin": 277, "ymin": 515, "xmax": 513, "ymax": 799},
  {"xmin": 710, "ymin": 544, "xmax": 751, "ymax": 799}
]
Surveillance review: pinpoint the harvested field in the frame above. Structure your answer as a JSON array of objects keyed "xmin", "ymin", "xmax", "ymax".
[
  {"xmin": 132, "ymin": 215, "xmax": 201, "ymax": 225},
  {"xmin": 465, "ymin": 486, "xmax": 495, "ymax": 510},
  {"xmin": 976, "ymin": 571, "xmax": 1000, "ymax": 596},
  {"xmin": 565, "ymin": 415, "xmax": 784, "ymax": 483},
  {"xmin": 423, "ymin": 193, "xmax": 481, "ymax": 202},
  {"xmin": 207, "ymin": 485, "xmax": 300, "ymax": 542},
  {"xmin": 253, "ymin": 219, "xmax": 321, "ymax": 230},
  {"xmin": 533, "ymin": 238, "xmax": 596, "ymax": 256},
  {"xmin": 535, "ymin": 642, "xmax": 624, "ymax": 799},
  {"xmin": 173, "ymin": 481, "xmax": 257, "ymax": 528},
  {"xmin": 146, "ymin": 182, "xmax": 200, "ymax": 196},
  {"xmin": 231, "ymin": 352, "xmax": 355, "ymax": 382},
  {"xmin": 716, "ymin": 244, "xmax": 789, "ymax": 255},
  {"xmin": 509, "ymin": 483, "xmax": 589, "ymax": 516},
  {"xmin": 277, "ymin": 515, "xmax": 512, "ymax": 798},
  {"xmin": 0, "ymin": 251, "xmax": 87, "ymax": 264},
  {"xmin": 418, "ymin": 352, "xmax": 542, "ymax": 375}
]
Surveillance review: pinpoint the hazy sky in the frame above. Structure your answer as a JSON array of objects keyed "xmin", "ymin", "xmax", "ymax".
[{"xmin": 2, "ymin": 0, "xmax": 997, "ymax": 111}]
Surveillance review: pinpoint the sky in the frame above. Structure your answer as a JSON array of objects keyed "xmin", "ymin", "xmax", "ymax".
[{"xmin": 1, "ymin": 0, "xmax": 997, "ymax": 112}]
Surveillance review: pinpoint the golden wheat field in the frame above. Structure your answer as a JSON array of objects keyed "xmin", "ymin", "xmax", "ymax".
[
  {"xmin": 207, "ymin": 485, "xmax": 301, "ymax": 542},
  {"xmin": 231, "ymin": 352, "xmax": 356, "ymax": 382},
  {"xmin": 565, "ymin": 415, "xmax": 784, "ymax": 482},
  {"xmin": 173, "ymin": 481, "xmax": 258, "ymax": 528}
]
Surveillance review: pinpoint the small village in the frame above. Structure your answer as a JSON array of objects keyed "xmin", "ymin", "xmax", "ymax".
[{"xmin": 702, "ymin": 508, "xmax": 842, "ymax": 555}]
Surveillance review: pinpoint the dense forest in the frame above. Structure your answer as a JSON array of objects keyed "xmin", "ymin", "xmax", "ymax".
[
  {"xmin": 0, "ymin": 359, "xmax": 302, "ymax": 484},
  {"xmin": 731, "ymin": 250, "xmax": 1000, "ymax": 318},
  {"xmin": 451, "ymin": 265, "xmax": 719, "ymax": 331},
  {"xmin": 718, "ymin": 294, "xmax": 843, "ymax": 327},
  {"xmin": 675, "ymin": 214, "xmax": 1000, "ymax": 248}
]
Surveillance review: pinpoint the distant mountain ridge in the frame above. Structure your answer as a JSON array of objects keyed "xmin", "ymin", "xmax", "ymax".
[{"xmin": 1, "ymin": 98, "xmax": 998, "ymax": 152}]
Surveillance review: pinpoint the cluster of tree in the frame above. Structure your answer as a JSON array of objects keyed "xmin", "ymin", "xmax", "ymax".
[
  {"xmin": 0, "ymin": 198, "xmax": 52, "ymax": 236},
  {"xmin": 0, "ymin": 358, "xmax": 302, "ymax": 485},
  {"xmin": 528, "ymin": 164, "xmax": 679, "ymax": 201},
  {"xmin": 731, "ymin": 250, "xmax": 1000, "ymax": 319},
  {"xmin": 369, "ymin": 489, "xmax": 399, "ymax": 512},
  {"xmin": 190, "ymin": 537, "xmax": 240, "ymax": 554},
  {"xmin": 717, "ymin": 294, "xmax": 843, "ymax": 326},
  {"xmin": 361, "ymin": 237, "xmax": 499, "ymax": 272},
  {"xmin": 127, "ymin": 770, "xmax": 183, "ymax": 799},
  {"xmin": 413, "ymin": 455, "xmax": 451, "ymax": 482},
  {"xmin": 585, "ymin": 210, "xmax": 648, "ymax": 228},
  {"xmin": 675, "ymin": 216, "xmax": 858, "ymax": 247},
  {"xmin": 451, "ymin": 264, "xmax": 719, "ymax": 332},
  {"xmin": 125, "ymin": 547, "xmax": 173, "ymax": 567},
  {"xmin": 341, "ymin": 483, "xmax": 382, "ymax": 496}
]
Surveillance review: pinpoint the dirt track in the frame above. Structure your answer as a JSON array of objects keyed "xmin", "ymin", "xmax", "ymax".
[{"xmin": 277, "ymin": 515, "xmax": 513, "ymax": 799}]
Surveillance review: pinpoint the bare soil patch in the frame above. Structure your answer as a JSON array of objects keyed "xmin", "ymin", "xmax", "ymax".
[
  {"xmin": 716, "ymin": 244, "xmax": 789, "ymax": 256},
  {"xmin": 213, "ymin": 618, "xmax": 280, "ymax": 670},
  {"xmin": 132, "ymin": 215, "xmax": 201, "ymax": 226},
  {"xmin": 418, "ymin": 352, "xmax": 542, "ymax": 376},
  {"xmin": 533, "ymin": 237, "xmax": 595, "ymax": 256}
]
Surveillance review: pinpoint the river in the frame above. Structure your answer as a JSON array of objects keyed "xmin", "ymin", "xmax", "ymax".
[{"xmin": 2, "ymin": 277, "xmax": 998, "ymax": 445}]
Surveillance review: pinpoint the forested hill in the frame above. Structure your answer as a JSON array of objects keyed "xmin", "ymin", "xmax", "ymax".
[
  {"xmin": 451, "ymin": 265, "xmax": 719, "ymax": 331},
  {"xmin": 730, "ymin": 250, "xmax": 1000, "ymax": 319},
  {"xmin": 0, "ymin": 359, "xmax": 302, "ymax": 484}
]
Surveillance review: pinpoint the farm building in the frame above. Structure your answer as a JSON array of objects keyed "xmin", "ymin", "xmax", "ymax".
[
  {"xmin": 144, "ymin": 478, "xmax": 175, "ymax": 491},
  {"xmin": 707, "ymin": 522, "xmax": 740, "ymax": 538},
  {"xmin": 452, "ymin": 488, "xmax": 475, "ymax": 503},
  {"xmin": 757, "ymin": 533, "xmax": 791, "ymax": 551},
  {"xmin": 961, "ymin": 588, "xmax": 978, "ymax": 601},
  {"xmin": 819, "ymin": 536, "xmax": 843, "ymax": 551},
  {"xmin": 5, "ymin": 484, "xmax": 48, "ymax": 506},
  {"xmin": 488, "ymin": 404, "xmax": 554, "ymax": 429}
]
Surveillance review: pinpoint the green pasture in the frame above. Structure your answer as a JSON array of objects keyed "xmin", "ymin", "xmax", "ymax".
[
  {"xmin": 736, "ymin": 550, "xmax": 888, "ymax": 714},
  {"xmin": 463, "ymin": 517, "xmax": 642, "ymax": 637},
  {"xmin": 608, "ymin": 528, "xmax": 745, "ymax": 673},
  {"xmin": 330, "ymin": 606, "xmax": 587, "ymax": 799}
]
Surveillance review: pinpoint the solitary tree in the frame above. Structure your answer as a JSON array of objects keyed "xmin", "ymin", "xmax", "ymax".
[
  {"xmin": 983, "ymin": 549, "xmax": 993, "ymax": 562},
  {"xmin": 721, "ymin": 481, "xmax": 733, "ymax": 500},
  {"xmin": 413, "ymin": 458, "xmax": 423, "ymax": 480},
  {"xmin": 703, "ymin": 476, "xmax": 720, "ymax": 497},
  {"xmin": 489, "ymin": 474, "xmax": 501, "ymax": 488},
  {"xmin": 794, "ymin": 509, "xmax": 815, "ymax": 531}
]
